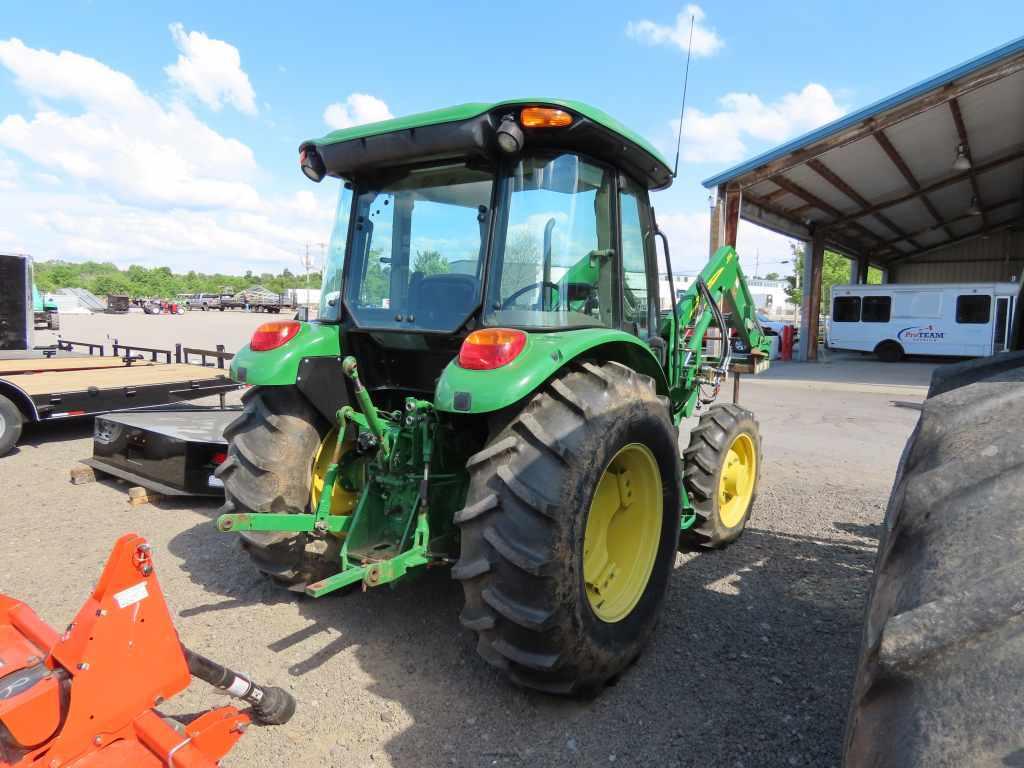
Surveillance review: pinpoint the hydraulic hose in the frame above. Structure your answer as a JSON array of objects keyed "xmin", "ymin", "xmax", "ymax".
[
  {"xmin": 697, "ymin": 276, "xmax": 732, "ymax": 373},
  {"xmin": 182, "ymin": 646, "xmax": 296, "ymax": 725}
]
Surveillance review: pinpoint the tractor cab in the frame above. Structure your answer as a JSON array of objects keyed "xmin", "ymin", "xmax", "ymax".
[{"xmin": 303, "ymin": 101, "xmax": 674, "ymax": 407}]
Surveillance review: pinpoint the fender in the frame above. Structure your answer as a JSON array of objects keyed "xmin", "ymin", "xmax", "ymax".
[
  {"xmin": 434, "ymin": 328, "xmax": 668, "ymax": 414},
  {"xmin": 229, "ymin": 322, "xmax": 341, "ymax": 386}
]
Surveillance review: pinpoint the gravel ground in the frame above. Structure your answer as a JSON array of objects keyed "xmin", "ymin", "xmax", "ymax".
[{"xmin": 1, "ymin": 317, "xmax": 930, "ymax": 767}]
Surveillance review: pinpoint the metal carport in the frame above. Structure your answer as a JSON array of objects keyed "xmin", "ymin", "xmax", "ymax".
[{"xmin": 702, "ymin": 35, "xmax": 1024, "ymax": 360}]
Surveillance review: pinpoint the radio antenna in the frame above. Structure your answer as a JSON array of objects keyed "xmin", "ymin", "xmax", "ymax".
[{"xmin": 671, "ymin": 14, "xmax": 696, "ymax": 178}]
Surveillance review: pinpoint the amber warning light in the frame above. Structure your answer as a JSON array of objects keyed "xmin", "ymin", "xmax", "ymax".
[{"xmin": 520, "ymin": 107, "xmax": 573, "ymax": 128}]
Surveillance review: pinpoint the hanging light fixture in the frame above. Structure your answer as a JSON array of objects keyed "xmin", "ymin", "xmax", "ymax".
[
  {"xmin": 966, "ymin": 195, "xmax": 982, "ymax": 216},
  {"xmin": 952, "ymin": 143, "xmax": 971, "ymax": 171}
]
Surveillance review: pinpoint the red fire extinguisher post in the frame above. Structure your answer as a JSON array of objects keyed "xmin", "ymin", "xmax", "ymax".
[{"xmin": 780, "ymin": 325, "xmax": 795, "ymax": 361}]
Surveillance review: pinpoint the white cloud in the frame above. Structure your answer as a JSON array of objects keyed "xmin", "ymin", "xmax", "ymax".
[
  {"xmin": 323, "ymin": 93, "xmax": 393, "ymax": 130},
  {"xmin": 626, "ymin": 5, "xmax": 723, "ymax": 58},
  {"xmin": 675, "ymin": 83, "xmax": 845, "ymax": 164},
  {"xmin": 0, "ymin": 37, "xmax": 259, "ymax": 210},
  {"xmin": 165, "ymin": 23, "xmax": 257, "ymax": 115},
  {"xmin": 0, "ymin": 38, "xmax": 338, "ymax": 273}
]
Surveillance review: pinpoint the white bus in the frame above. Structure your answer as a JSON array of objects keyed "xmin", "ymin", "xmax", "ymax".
[{"xmin": 829, "ymin": 281, "xmax": 1020, "ymax": 362}]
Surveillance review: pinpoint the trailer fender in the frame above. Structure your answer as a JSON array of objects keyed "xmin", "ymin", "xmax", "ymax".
[
  {"xmin": 0, "ymin": 379, "xmax": 39, "ymax": 422},
  {"xmin": 434, "ymin": 328, "xmax": 669, "ymax": 415}
]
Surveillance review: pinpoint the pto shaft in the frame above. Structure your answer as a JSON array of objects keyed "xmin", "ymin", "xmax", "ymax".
[{"xmin": 182, "ymin": 646, "xmax": 296, "ymax": 725}]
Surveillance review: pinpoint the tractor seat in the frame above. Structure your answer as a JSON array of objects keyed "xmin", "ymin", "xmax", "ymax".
[{"xmin": 408, "ymin": 273, "xmax": 478, "ymax": 330}]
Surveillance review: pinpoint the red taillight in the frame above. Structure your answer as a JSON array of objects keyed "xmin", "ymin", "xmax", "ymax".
[
  {"xmin": 250, "ymin": 321, "xmax": 301, "ymax": 351},
  {"xmin": 210, "ymin": 451, "xmax": 227, "ymax": 465},
  {"xmin": 458, "ymin": 328, "xmax": 527, "ymax": 370}
]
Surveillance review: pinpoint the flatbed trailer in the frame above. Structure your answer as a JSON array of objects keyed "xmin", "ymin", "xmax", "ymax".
[{"xmin": 0, "ymin": 340, "xmax": 240, "ymax": 456}]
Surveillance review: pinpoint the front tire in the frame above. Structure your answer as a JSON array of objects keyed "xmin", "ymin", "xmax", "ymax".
[
  {"xmin": 454, "ymin": 361, "xmax": 680, "ymax": 695},
  {"xmin": 875, "ymin": 340, "xmax": 904, "ymax": 363},
  {"xmin": 680, "ymin": 404, "xmax": 762, "ymax": 550},
  {"xmin": 216, "ymin": 386, "xmax": 338, "ymax": 587}
]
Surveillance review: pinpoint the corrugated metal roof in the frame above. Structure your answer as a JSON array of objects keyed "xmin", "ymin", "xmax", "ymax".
[
  {"xmin": 703, "ymin": 34, "xmax": 1024, "ymax": 188},
  {"xmin": 696, "ymin": 36, "xmax": 1024, "ymax": 270}
]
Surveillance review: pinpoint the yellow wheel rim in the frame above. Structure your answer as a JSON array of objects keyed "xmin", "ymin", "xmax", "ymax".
[
  {"xmin": 718, "ymin": 433, "xmax": 757, "ymax": 529},
  {"xmin": 583, "ymin": 443, "xmax": 663, "ymax": 623},
  {"xmin": 310, "ymin": 427, "xmax": 359, "ymax": 515}
]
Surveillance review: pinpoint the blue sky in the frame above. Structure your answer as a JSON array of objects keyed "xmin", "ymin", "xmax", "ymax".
[{"xmin": 1, "ymin": 1, "xmax": 1021, "ymax": 277}]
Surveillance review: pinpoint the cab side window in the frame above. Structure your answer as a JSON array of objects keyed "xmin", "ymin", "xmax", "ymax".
[{"xmin": 620, "ymin": 176, "xmax": 655, "ymax": 336}]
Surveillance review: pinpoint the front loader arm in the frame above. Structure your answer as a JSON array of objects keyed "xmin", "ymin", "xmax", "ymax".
[{"xmin": 667, "ymin": 245, "xmax": 770, "ymax": 418}]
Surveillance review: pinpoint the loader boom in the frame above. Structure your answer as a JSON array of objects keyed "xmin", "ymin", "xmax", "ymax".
[{"xmin": 665, "ymin": 244, "xmax": 771, "ymax": 418}]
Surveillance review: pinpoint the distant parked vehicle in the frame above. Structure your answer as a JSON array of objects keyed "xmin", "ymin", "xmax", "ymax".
[
  {"xmin": 186, "ymin": 292, "xmax": 222, "ymax": 311},
  {"xmin": 106, "ymin": 294, "xmax": 131, "ymax": 314},
  {"xmin": 829, "ymin": 281, "xmax": 1020, "ymax": 362},
  {"xmin": 219, "ymin": 287, "xmax": 293, "ymax": 313},
  {"xmin": 756, "ymin": 312, "xmax": 794, "ymax": 336},
  {"xmin": 32, "ymin": 284, "xmax": 59, "ymax": 330}
]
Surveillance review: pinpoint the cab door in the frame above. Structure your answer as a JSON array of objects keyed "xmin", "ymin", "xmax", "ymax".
[{"xmin": 618, "ymin": 174, "xmax": 659, "ymax": 343}]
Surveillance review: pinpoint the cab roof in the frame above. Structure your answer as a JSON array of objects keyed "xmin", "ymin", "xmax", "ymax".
[{"xmin": 300, "ymin": 99, "xmax": 674, "ymax": 191}]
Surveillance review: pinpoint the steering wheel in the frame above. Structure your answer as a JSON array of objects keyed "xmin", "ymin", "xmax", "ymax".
[{"xmin": 501, "ymin": 281, "xmax": 560, "ymax": 310}]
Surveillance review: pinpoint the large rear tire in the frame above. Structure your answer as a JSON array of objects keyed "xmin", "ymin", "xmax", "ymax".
[
  {"xmin": 216, "ymin": 386, "xmax": 339, "ymax": 587},
  {"xmin": 454, "ymin": 361, "xmax": 680, "ymax": 695},
  {"xmin": 844, "ymin": 351, "xmax": 1024, "ymax": 767},
  {"xmin": 679, "ymin": 404, "xmax": 761, "ymax": 550}
]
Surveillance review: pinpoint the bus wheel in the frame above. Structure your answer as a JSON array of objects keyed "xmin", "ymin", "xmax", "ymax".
[{"xmin": 875, "ymin": 341, "xmax": 904, "ymax": 363}]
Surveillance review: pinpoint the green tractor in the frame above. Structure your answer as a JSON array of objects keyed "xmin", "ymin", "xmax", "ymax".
[{"xmin": 217, "ymin": 100, "xmax": 770, "ymax": 694}]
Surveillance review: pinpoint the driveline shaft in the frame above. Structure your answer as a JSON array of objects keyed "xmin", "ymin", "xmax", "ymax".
[{"xmin": 182, "ymin": 646, "xmax": 296, "ymax": 725}]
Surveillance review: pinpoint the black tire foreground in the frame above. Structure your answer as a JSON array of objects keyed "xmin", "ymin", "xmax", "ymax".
[
  {"xmin": 216, "ymin": 386, "xmax": 338, "ymax": 587},
  {"xmin": 679, "ymin": 403, "xmax": 761, "ymax": 550},
  {"xmin": 454, "ymin": 361, "xmax": 681, "ymax": 695},
  {"xmin": 844, "ymin": 351, "xmax": 1024, "ymax": 768}
]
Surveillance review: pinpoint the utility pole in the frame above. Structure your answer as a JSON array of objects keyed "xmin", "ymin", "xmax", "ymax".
[{"xmin": 300, "ymin": 241, "xmax": 327, "ymax": 305}]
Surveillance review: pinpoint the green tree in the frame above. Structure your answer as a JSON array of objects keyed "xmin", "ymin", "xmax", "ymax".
[
  {"xmin": 867, "ymin": 266, "xmax": 883, "ymax": 285},
  {"xmin": 28, "ymin": 259, "xmax": 323, "ymax": 300},
  {"xmin": 412, "ymin": 250, "xmax": 449, "ymax": 276},
  {"xmin": 499, "ymin": 230, "xmax": 541, "ymax": 298},
  {"xmin": 360, "ymin": 249, "xmax": 390, "ymax": 305},
  {"xmin": 764, "ymin": 271, "xmax": 780, "ymax": 280},
  {"xmin": 784, "ymin": 243, "xmax": 853, "ymax": 315}
]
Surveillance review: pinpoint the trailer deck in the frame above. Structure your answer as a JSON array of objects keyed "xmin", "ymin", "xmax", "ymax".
[{"xmin": 0, "ymin": 340, "xmax": 240, "ymax": 455}]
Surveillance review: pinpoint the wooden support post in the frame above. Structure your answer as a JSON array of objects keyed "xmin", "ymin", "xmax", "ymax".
[
  {"xmin": 128, "ymin": 486, "xmax": 163, "ymax": 506},
  {"xmin": 69, "ymin": 465, "xmax": 97, "ymax": 485},
  {"xmin": 797, "ymin": 231, "xmax": 825, "ymax": 361},
  {"xmin": 857, "ymin": 257, "xmax": 870, "ymax": 284},
  {"xmin": 723, "ymin": 184, "xmax": 742, "ymax": 248},
  {"xmin": 709, "ymin": 196, "xmax": 723, "ymax": 258}
]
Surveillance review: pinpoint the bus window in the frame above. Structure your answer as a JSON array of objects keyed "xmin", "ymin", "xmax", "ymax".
[
  {"xmin": 862, "ymin": 296, "xmax": 891, "ymax": 323},
  {"xmin": 833, "ymin": 296, "xmax": 860, "ymax": 322},
  {"xmin": 956, "ymin": 294, "xmax": 991, "ymax": 324}
]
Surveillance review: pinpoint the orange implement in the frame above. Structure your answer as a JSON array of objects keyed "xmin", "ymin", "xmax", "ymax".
[{"xmin": 0, "ymin": 535, "xmax": 250, "ymax": 767}]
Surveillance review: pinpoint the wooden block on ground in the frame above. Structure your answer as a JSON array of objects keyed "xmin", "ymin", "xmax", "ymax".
[
  {"xmin": 128, "ymin": 486, "xmax": 162, "ymax": 506},
  {"xmin": 70, "ymin": 465, "xmax": 97, "ymax": 485}
]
